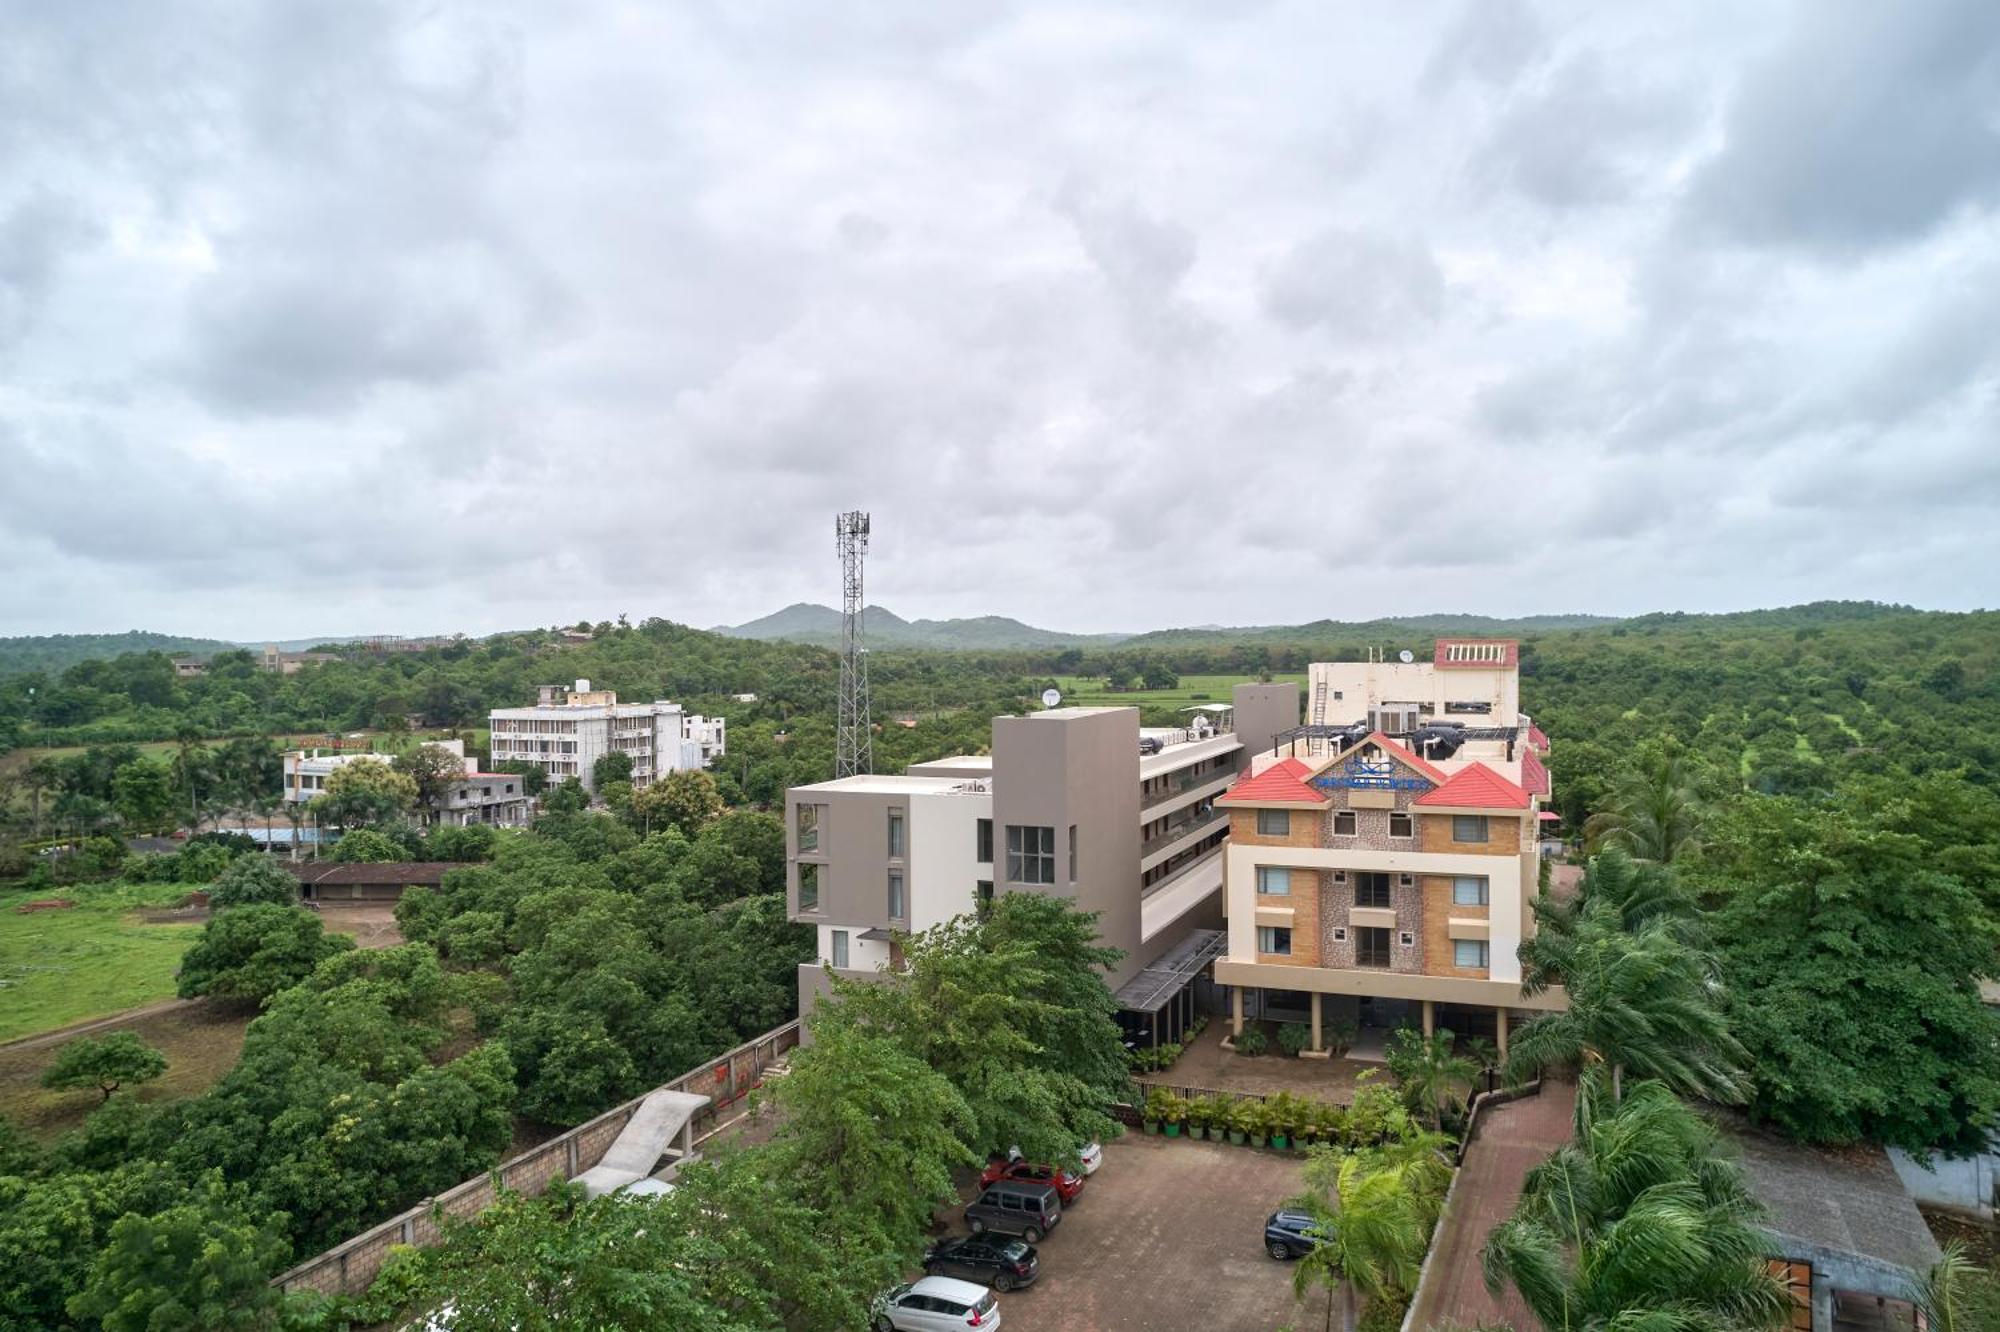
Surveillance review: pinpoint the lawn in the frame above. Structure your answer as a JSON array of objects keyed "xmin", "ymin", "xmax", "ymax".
[
  {"xmin": 0, "ymin": 999, "xmax": 250, "ymax": 1141},
  {"xmin": 0, "ymin": 880, "xmax": 205, "ymax": 1041},
  {"xmin": 1051, "ymin": 672, "xmax": 1307, "ymax": 714}
]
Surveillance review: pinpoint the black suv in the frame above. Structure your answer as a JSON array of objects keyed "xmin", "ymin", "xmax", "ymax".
[
  {"xmin": 924, "ymin": 1235, "xmax": 1041, "ymax": 1291},
  {"xmin": 1265, "ymin": 1209, "xmax": 1320, "ymax": 1260}
]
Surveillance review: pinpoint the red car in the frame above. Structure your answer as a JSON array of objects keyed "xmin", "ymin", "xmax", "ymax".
[{"xmin": 978, "ymin": 1158, "xmax": 1085, "ymax": 1204}]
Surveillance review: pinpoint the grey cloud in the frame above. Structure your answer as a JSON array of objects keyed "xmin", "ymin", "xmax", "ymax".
[
  {"xmin": 1683, "ymin": 0, "xmax": 2000, "ymax": 250},
  {"xmin": 1421, "ymin": 0, "xmax": 1547, "ymax": 91},
  {"xmin": 1260, "ymin": 229, "xmax": 1443, "ymax": 341},
  {"xmin": 1475, "ymin": 55, "xmax": 1694, "ymax": 209},
  {"xmin": 0, "ymin": 194, "xmax": 98, "ymax": 349}
]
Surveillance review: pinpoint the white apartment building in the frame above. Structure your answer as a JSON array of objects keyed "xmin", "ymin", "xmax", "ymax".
[
  {"xmin": 282, "ymin": 739, "xmax": 530, "ymax": 828},
  {"xmin": 487, "ymin": 679, "xmax": 725, "ymax": 794}
]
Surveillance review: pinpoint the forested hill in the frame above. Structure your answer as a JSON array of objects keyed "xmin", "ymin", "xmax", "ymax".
[
  {"xmin": 0, "ymin": 631, "xmax": 235, "ymax": 677},
  {"xmin": 716, "ymin": 602, "xmax": 1131, "ymax": 649}
]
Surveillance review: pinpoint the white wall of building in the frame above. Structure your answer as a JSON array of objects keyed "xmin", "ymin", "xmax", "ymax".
[
  {"xmin": 1308, "ymin": 661, "xmax": 1520, "ymax": 726},
  {"xmin": 908, "ymin": 787, "xmax": 991, "ymax": 935}
]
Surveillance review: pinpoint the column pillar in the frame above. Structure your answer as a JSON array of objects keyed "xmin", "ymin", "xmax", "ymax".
[
  {"xmin": 1495, "ymin": 1007, "xmax": 1509, "ymax": 1062},
  {"xmin": 1310, "ymin": 992, "xmax": 1323, "ymax": 1053},
  {"xmin": 1231, "ymin": 986, "xmax": 1244, "ymax": 1036},
  {"xmin": 1421, "ymin": 999, "xmax": 1435, "ymax": 1038}
]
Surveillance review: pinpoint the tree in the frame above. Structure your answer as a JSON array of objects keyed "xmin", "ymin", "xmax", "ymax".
[
  {"xmin": 170, "ymin": 724, "xmax": 210, "ymax": 829},
  {"xmin": 493, "ymin": 760, "xmax": 547, "ymax": 797},
  {"xmin": 1289, "ymin": 1148, "xmax": 1431, "ymax": 1332},
  {"xmin": 111, "ymin": 758, "xmax": 176, "ymax": 830},
  {"xmin": 1582, "ymin": 751, "xmax": 1705, "ymax": 865},
  {"xmin": 647, "ymin": 769, "xmax": 723, "ymax": 838},
  {"xmin": 543, "ymin": 777, "xmax": 588, "ymax": 815},
  {"xmin": 206, "ymin": 853, "xmax": 297, "ymax": 908},
  {"xmin": 41, "ymin": 1032, "xmax": 169, "ymax": 1102},
  {"xmin": 330, "ymin": 827, "xmax": 407, "ymax": 863},
  {"xmin": 591, "ymin": 750, "xmax": 633, "ymax": 790},
  {"xmin": 1384, "ymin": 1028, "xmax": 1480, "ymax": 1132},
  {"xmin": 176, "ymin": 904, "xmax": 355, "ymax": 1006},
  {"xmin": 66, "ymin": 1176, "xmax": 287, "ymax": 1332},
  {"xmin": 394, "ymin": 743, "xmax": 468, "ymax": 819},
  {"xmin": 311, "ymin": 758, "xmax": 416, "ymax": 829},
  {"xmin": 1913, "ymin": 1242, "xmax": 1978, "ymax": 1332},
  {"xmin": 1481, "ymin": 1078, "xmax": 1790, "ymax": 1332}
]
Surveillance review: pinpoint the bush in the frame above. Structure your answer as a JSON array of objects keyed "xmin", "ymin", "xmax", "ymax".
[
  {"xmin": 1234, "ymin": 1027, "xmax": 1268, "ymax": 1057},
  {"xmin": 1277, "ymin": 1022, "xmax": 1312, "ymax": 1057},
  {"xmin": 176, "ymin": 904, "xmax": 355, "ymax": 1006},
  {"xmin": 329, "ymin": 828, "xmax": 406, "ymax": 863},
  {"xmin": 206, "ymin": 855, "xmax": 296, "ymax": 909}
]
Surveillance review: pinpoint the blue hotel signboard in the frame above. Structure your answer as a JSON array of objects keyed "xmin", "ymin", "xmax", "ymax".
[{"xmin": 1311, "ymin": 755, "xmax": 1430, "ymax": 793}]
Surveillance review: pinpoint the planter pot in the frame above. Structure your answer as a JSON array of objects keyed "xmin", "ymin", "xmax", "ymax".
[
  {"xmin": 1270, "ymin": 1134, "xmax": 1290, "ymax": 1150},
  {"xmin": 1164, "ymin": 1123, "xmax": 1181, "ymax": 1138},
  {"xmin": 1209, "ymin": 1126, "xmax": 1227, "ymax": 1142},
  {"xmin": 1228, "ymin": 1130, "xmax": 1246, "ymax": 1146},
  {"xmin": 1248, "ymin": 1134, "xmax": 1267, "ymax": 1148},
  {"xmin": 1142, "ymin": 1120, "xmax": 1159, "ymax": 1136}
]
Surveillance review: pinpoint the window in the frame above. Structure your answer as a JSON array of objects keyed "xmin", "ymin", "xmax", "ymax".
[
  {"xmin": 1256, "ymin": 809, "xmax": 1290, "ymax": 837},
  {"xmin": 1454, "ymin": 939, "xmax": 1490, "ymax": 969},
  {"xmin": 1332, "ymin": 690, "xmax": 1344, "ymax": 700},
  {"xmin": 1452, "ymin": 815, "xmax": 1489, "ymax": 844},
  {"xmin": 1256, "ymin": 866, "xmax": 1291, "ymax": 896},
  {"xmin": 1354, "ymin": 872, "xmax": 1392, "ymax": 909},
  {"xmin": 1069, "ymin": 825, "xmax": 1078, "ymax": 882},
  {"xmin": 1389, "ymin": 811, "xmax": 1414, "ymax": 838},
  {"xmin": 1452, "ymin": 875, "xmax": 1489, "ymax": 906},
  {"xmin": 976, "ymin": 818, "xmax": 993, "ymax": 863},
  {"xmin": 1007, "ymin": 825, "xmax": 1056, "ymax": 884},
  {"xmin": 1331, "ymin": 927, "xmax": 1348, "ymax": 942},
  {"xmin": 1445, "ymin": 700, "xmax": 1493, "ymax": 714},
  {"xmin": 830, "ymin": 929, "xmax": 849, "ymax": 969},
  {"xmin": 798, "ymin": 863, "xmax": 819, "ymax": 912},
  {"xmin": 1355, "ymin": 927, "xmax": 1392, "ymax": 968},
  {"xmin": 1333, "ymin": 810, "xmax": 1357, "ymax": 836},
  {"xmin": 797, "ymin": 803, "xmax": 821, "ymax": 853},
  {"xmin": 887, "ymin": 809, "xmax": 905, "ymax": 857},
  {"xmin": 888, "ymin": 870, "xmax": 905, "ymax": 919},
  {"xmin": 1257, "ymin": 926, "xmax": 1292, "ymax": 956}
]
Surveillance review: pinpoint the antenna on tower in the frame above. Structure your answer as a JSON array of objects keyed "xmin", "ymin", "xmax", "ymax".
[{"xmin": 834, "ymin": 511, "xmax": 874, "ymax": 777}]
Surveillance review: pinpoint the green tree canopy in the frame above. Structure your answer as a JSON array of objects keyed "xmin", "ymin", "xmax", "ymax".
[
  {"xmin": 176, "ymin": 904, "xmax": 355, "ymax": 1007},
  {"xmin": 329, "ymin": 827, "xmax": 408, "ymax": 863},
  {"xmin": 205, "ymin": 853, "xmax": 297, "ymax": 908},
  {"xmin": 41, "ymin": 1032, "xmax": 170, "ymax": 1103},
  {"xmin": 66, "ymin": 1175, "xmax": 287, "ymax": 1332},
  {"xmin": 310, "ymin": 758, "xmax": 416, "ymax": 829}
]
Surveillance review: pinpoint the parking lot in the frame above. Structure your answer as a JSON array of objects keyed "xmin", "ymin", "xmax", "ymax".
[{"xmin": 969, "ymin": 1132, "xmax": 1324, "ymax": 1331}]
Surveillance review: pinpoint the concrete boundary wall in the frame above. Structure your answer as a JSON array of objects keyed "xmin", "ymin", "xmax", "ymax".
[{"xmin": 272, "ymin": 1020, "xmax": 801, "ymax": 1299}]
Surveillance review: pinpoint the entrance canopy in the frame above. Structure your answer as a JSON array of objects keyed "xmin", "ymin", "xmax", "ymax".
[{"xmin": 1116, "ymin": 928, "xmax": 1226, "ymax": 1015}]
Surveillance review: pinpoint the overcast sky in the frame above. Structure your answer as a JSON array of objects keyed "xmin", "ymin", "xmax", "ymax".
[{"xmin": 3, "ymin": 2, "xmax": 1997, "ymax": 640}]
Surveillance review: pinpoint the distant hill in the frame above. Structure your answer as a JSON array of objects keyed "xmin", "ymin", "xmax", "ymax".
[
  {"xmin": 1116, "ymin": 613, "xmax": 1620, "ymax": 650},
  {"xmin": 716, "ymin": 603, "xmax": 1134, "ymax": 650},
  {"xmin": 0, "ymin": 631, "xmax": 238, "ymax": 677}
]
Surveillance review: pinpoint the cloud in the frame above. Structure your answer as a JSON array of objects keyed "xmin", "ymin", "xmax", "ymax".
[{"xmin": 1260, "ymin": 229, "xmax": 1444, "ymax": 341}]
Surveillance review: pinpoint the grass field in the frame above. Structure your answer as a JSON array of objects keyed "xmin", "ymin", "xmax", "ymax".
[
  {"xmin": 0, "ymin": 1000, "xmax": 250, "ymax": 1141},
  {"xmin": 0, "ymin": 880, "xmax": 205, "ymax": 1041},
  {"xmin": 1052, "ymin": 672, "xmax": 1308, "ymax": 713}
]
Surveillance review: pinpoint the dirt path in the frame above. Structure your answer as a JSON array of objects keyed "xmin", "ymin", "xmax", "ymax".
[{"xmin": 0, "ymin": 997, "xmax": 199, "ymax": 1053}]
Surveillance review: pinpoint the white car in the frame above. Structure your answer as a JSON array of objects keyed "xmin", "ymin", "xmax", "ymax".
[
  {"xmin": 872, "ymin": 1276, "xmax": 1002, "ymax": 1331},
  {"xmin": 1076, "ymin": 1141, "xmax": 1103, "ymax": 1176}
]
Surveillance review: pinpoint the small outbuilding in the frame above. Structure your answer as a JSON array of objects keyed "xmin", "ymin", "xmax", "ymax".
[{"xmin": 282, "ymin": 861, "xmax": 458, "ymax": 902}]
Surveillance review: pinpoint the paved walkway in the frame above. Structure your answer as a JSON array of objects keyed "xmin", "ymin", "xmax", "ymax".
[{"xmin": 1410, "ymin": 1080, "xmax": 1576, "ymax": 1332}]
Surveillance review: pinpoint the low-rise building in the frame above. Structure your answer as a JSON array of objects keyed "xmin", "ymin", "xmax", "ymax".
[
  {"xmin": 171, "ymin": 656, "xmax": 207, "ymax": 678},
  {"xmin": 282, "ymin": 739, "xmax": 530, "ymax": 828},
  {"xmin": 1214, "ymin": 640, "xmax": 1566, "ymax": 1057},
  {"xmin": 262, "ymin": 644, "xmax": 343, "ymax": 674},
  {"xmin": 786, "ymin": 683, "xmax": 1299, "ymax": 1045},
  {"xmin": 487, "ymin": 679, "xmax": 725, "ymax": 794}
]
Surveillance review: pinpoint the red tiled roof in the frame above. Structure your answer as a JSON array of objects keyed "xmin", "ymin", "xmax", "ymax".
[
  {"xmin": 1527, "ymin": 724, "xmax": 1550, "ymax": 752},
  {"xmin": 1415, "ymin": 762, "xmax": 1531, "ymax": 810},
  {"xmin": 1521, "ymin": 748, "xmax": 1550, "ymax": 796},
  {"xmin": 1365, "ymin": 733, "xmax": 1448, "ymax": 785},
  {"xmin": 1216, "ymin": 756, "xmax": 1329, "ymax": 806},
  {"xmin": 1433, "ymin": 639, "xmax": 1519, "ymax": 670}
]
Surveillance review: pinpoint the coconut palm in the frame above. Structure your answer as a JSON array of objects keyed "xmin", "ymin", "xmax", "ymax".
[
  {"xmin": 1913, "ymin": 1241, "xmax": 1977, "ymax": 1332},
  {"xmin": 1583, "ymin": 753, "xmax": 1705, "ymax": 865},
  {"xmin": 1384, "ymin": 1028, "xmax": 1482, "ymax": 1132},
  {"xmin": 1506, "ymin": 910, "xmax": 1748, "ymax": 1105},
  {"xmin": 1482, "ymin": 1078, "xmax": 1791, "ymax": 1332},
  {"xmin": 1289, "ymin": 1150, "xmax": 1430, "ymax": 1332},
  {"xmin": 1519, "ymin": 850, "xmax": 1707, "ymax": 994}
]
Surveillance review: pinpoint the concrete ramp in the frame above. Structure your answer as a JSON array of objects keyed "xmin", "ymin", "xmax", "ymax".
[{"xmin": 573, "ymin": 1088, "xmax": 712, "ymax": 1198}]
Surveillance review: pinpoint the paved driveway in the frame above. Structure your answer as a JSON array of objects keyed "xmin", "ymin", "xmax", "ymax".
[{"xmin": 977, "ymin": 1133, "xmax": 1327, "ymax": 1332}]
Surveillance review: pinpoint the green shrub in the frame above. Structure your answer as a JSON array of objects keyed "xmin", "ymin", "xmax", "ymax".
[
  {"xmin": 1277, "ymin": 1022, "xmax": 1312, "ymax": 1057},
  {"xmin": 1234, "ymin": 1027, "xmax": 1268, "ymax": 1057}
]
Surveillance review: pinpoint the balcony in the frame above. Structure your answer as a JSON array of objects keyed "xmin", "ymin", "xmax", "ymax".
[{"xmin": 1141, "ymin": 805, "xmax": 1227, "ymax": 861}]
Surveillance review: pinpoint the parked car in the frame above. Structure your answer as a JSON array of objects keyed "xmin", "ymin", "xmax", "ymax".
[
  {"xmin": 872, "ymin": 1276, "xmax": 1002, "ymax": 1331},
  {"xmin": 1265, "ymin": 1209, "xmax": 1320, "ymax": 1260},
  {"xmin": 965, "ymin": 1180, "xmax": 1062, "ymax": 1242},
  {"xmin": 924, "ymin": 1235, "xmax": 1040, "ymax": 1292},
  {"xmin": 1076, "ymin": 1141, "xmax": 1103, "ymax": 1176},
  {"xmin": 978, "ymin": 1159, "xmax": 1084, "ymax": 1204}
]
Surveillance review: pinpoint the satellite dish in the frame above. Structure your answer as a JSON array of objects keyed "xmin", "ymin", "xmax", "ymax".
[
  {"xmin": 1398, "ymin": 649, "xmax": 1415, "ymax": 664},
  {"xmin": 1041, "ymin": 688, "xmax": 1063, "ymax": 709}
]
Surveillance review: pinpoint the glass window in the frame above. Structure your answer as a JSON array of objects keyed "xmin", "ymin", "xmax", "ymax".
[
  {"xmin": 1354, "ymin": 872, "xmax": 1392, "ymax": 909},
  {"xmin": 1452, "ymin": 875, "xmax": 1489, "ymax": 906},
  {"xmin": 1453, "ymin": 939, "xmax": 1490, "ymax": 969},
  {"xmin": 830, "ymin": 929, "xmax": 849, "ymax": 969},
  {"xmin": 976, "ymin": 818, "xmax": 993, "ymax": 863},
  {"xmin": 1389, "ymin": 811, "xmax": 1414, "ymax": 838},
  {"xmin": 1333, "ymin": 810, "xmax": 1357, "ymax": 836},
  {"xmin": 1256, "ymin": 866, "xmax": 1291, "ymax": 896},
  {"xmin": 888, "ymin": 870, "xmax": 905, "ymax": 919},
  {"xmin": 1256, "ymin": 809, "xmax": 1290, "ymax": 837},
  {"xmin": 1068, "ymin": 824, "xmax": 1078, "ymax": 882},
  {"xmin": 887, "ymin": 809, "xmax": 905, "ymax": 857},
  {"xmin": 797, "ymin": 803, "xmax": 820, "ymax": 853},
  {"xmin": 1355, "ymin": 927, "xmax": 1392, "ymax": 968},
  {"xmin": 1452, "ymin": 815, "xmax": 1489, "ymax": 843},
  {"xmin": 1006, "ymin": 825, "xmax": 1056, "ymax": 884},
  {"xmin": 798, "ymin": 862, "xmax": 819, "ymax": 912},
  {"xmin": 1256, "ymin": 926, "xmax": 1292, "ymax": 956}
]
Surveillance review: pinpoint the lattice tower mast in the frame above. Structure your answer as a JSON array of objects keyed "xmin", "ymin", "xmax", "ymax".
[{"xmin": 834, "ymin": 511, "xmax": 874, "ymax": 777}]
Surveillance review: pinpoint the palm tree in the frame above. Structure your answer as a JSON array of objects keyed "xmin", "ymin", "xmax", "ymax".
[
  {"xmin": 1290, "ymin": 1150, "xmax": 1430, "ymax": 1332},
  {"xmin": 1913, "ymin": 1241, "xmax": 1977, "ymax": 1332},
  {"xmin": 1518, "ymin": 850, "xmax": 1706, "ymax": 994},
  {"xmin": 1385, "ymin": 1028, "xmax": 1481, "ymax": 1132},
  {"xmin": 1482, "ymin": 1078, "xmax": 1791, "ymax": 1332},
  {"xmin": 1506, "ymin": 909, "xmax": 1748, "ymax": 1105},
  {"xmin": 170, "ymin": 725, "xmax": 208, "ymax": 831},
  {"xmin": 1583, "ymin": 752, "xmax": 1705, "ymax": 864}
]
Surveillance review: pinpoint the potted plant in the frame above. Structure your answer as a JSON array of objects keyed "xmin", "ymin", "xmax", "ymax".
[
  {"xmin": 1142, "ymin": 1087, "xmax": 1170, "ymax": 1135},
  {"xmin": 1198, "ymin": 1094, "xmax": 1232, "ymax": 1142},
  {"xmin": 1242, "ymin": 1098, "xmax": 1269, "ymax": 1149},
  {"xmin": 1266, "ymin": 1092, "xmax": 1299, "ymax": 1150},
  {"xmin": 1226, "ymin": 1099, "xmax": 1249, "ymax": 1146},
  {"xmin": 1159, "ymin": 1091, "xmax": 1188, "ymax": 1137}
]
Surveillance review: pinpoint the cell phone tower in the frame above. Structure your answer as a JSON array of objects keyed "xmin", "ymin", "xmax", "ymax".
[{"xmin": 834, "ymin": 511, "xmax": 874, "ymax": 777}]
